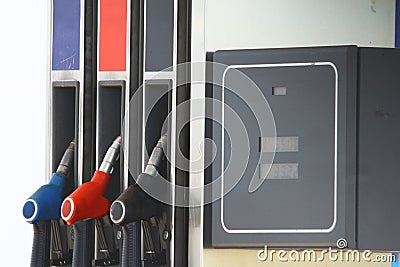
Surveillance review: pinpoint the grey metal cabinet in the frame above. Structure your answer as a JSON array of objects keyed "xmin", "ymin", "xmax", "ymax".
[{"xmin": 208, "ymin": 46, "xmax": 400, "ymax": 251}]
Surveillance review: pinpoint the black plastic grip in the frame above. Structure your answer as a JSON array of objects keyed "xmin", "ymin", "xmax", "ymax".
[
  {"xmin": 121, "ymin": 222, "xmax": 141, "ymax": 267},
  {"xmin": 31, "ymin": 221, "xmax": 51, "ymax": 267},
  {"xmin": 110, "ymin": 174, "xmax": 161, "ymax": 225},
  {"xmin": 72, "ymin": 220, "xmax": 94, "ymax": 267}
]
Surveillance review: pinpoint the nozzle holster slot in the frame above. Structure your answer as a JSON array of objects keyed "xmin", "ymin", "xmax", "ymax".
[
  {"xmin": 51, "ymin": 81, "xmax": 80, "ymax": 265},
  {"xmin": 96, "ymin": 80, "xmax": 126, "ymax": 265}
]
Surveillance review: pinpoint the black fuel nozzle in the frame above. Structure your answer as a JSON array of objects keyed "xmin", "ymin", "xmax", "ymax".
[{"xmin": 110, "ymin": 135, "xmax": 167, "ymax": 225}]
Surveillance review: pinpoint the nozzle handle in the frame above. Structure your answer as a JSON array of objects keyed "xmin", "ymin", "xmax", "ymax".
[
  {"xmin": 72, "ymin": 221, "xmax": 94, "ymax": 267},
  {"xmin": 23, "ymin": 173, "xmax": 66, "ymax": 224},
  {"xmin": 121, "ymin": 222, "xmax": 141, "ymax": 267},
  {"xmin": 61, "ymin": 136, "xmax": 121, "ymax": 225},
  {"xmin": 110, "ymin": 174, "xmax": 160, "ymax": 225},
  {"xmin": 61, "ymin": 171, "xmax": 111, "ymax": 225},
  {"xmin": 30, "ymin": 221, "xmax": 51, "ymax": 267}
]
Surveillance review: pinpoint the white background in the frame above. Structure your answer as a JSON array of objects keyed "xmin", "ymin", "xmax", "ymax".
[
  {"xmin": 206, "ymin": 0, "xmax": 395, "ymax": 51},
  {"xmin": 0, "ymin": 0, "xmax": 48, "ymax": 265},
  {"xmin": 0, "ymin": 0, "xmax": 395, "ymax": 265}
]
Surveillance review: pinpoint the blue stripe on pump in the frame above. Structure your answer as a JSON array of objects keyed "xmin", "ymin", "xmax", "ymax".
[{"xmin": 52, "ymin": 0, "xmax": 81, "ymax": 70}]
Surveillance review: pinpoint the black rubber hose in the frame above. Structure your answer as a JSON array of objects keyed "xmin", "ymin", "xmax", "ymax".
[
  {"xmin": 30, "ymin": 221, "xmax": 51, "ymax": 267},
  {"xmin": 121, "ymin": 222, "xmax": 141, "ymax": 267},
  {"xmin": 72, "ymin": 220, "xmax": 93, "ymax": 267}
]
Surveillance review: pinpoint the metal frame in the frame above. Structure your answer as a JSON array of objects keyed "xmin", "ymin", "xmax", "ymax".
[{"xmin": 188, "ymin": 1, "xmax": 206, "ymax": 267}]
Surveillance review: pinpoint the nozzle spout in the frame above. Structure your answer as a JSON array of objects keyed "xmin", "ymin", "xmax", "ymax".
[
  {"xmin": 143, "ymin": 135, "xmax": 167, "ymax": 177},
  {"xmin": 99, "ymin": 136, "xmax": 121, "ymax": 175},
  {"xmin": 56, "ymin": 140, "xmax": 75, "ymax": 177}
]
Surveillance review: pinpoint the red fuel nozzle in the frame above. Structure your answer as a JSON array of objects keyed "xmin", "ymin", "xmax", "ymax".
[
  {"xmin": 61, "ymin": 170, "xmax": 111, "ymax": 225},
  {"xmin": 61, "ymin": 136, "xmax": 121, "ymax": 225}
]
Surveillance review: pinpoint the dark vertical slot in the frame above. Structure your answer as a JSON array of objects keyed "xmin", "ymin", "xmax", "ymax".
[
  {"xmin": 144, "ymin": 82, "xmax": 172, "ymax": 267},
  {"xmin": 71, "ymin": 0, "xmax": 98, "ymax": 265},
  {"xmin": 396, "ymin": 0, "xmax": 400, "ymax": 48},
  {"xmin": 52, "ymin": 82, "xmax": 79, "ymax": 192},
  {"xmin": 203, "ymin": 52, "xmax": 213, "ymax": 248},
  {"xmin": 95, "ymin": 81, "xmax": 125, "ymax": 266},
  {"xmin": 51, "ymin": 82, "xmax": 79, "ymax": 266},
  {"xmin": 144, "ymin": 82, "xmax": 171, "ymax": 179},
  {"xmin": 174, "ymin": 0, "xmax": 191, "ymax": 265},
  {"xmin": 345, "ymin": 47, "xmax": 358, "ymax": 251},
  {"xmin": 129, "ymin": 0, "xmax": 144, "ymax": 181},
  {"xmin": 97, "ymin": 82, "xmax": 125, "ymax": 201},
  {"xmin": 83, "ymin": 0, "xmax": 98, "ymax": 183},
  {"xmin": 124, "ymin": 0, "xmax": 144, "ymax": 265}
]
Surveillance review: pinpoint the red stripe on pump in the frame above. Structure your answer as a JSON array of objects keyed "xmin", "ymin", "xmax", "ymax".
[{"xmin": 99, "ymin": 0, "xmax": 127, "ymax": 71}]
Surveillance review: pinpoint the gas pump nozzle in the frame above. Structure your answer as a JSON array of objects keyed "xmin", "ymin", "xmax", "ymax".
[
  {"xmin": 109, "ymin": 135, "xmax": 167, "ymax": 225},
  {"xmin": 22, "ymin": 140, "xmax": 75, "ymax": 267},
  {"xmin": 109, "ymin": 135, "xmax": 167, "ymax": 267},
  {"xmin": 61, "ymin": 136, "xmax": 121, "ymax": 225},
  {"xmin": 23, "ymin": 140, "xmax": 75, "ymax": 224}
]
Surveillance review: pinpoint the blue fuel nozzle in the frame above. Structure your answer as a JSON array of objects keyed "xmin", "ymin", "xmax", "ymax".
[{"xmin": 23, "ymin": 140, "xmax": 75, "ymax": 224}]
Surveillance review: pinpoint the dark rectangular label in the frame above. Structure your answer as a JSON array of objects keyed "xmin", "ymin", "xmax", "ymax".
[
  {"xmin": 99, "ymin": 0, "xmax": 127, "ymax": 71},
  {"xmin": 52, "ymin": 0, "xmax": 81, "ymax": 70}
]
